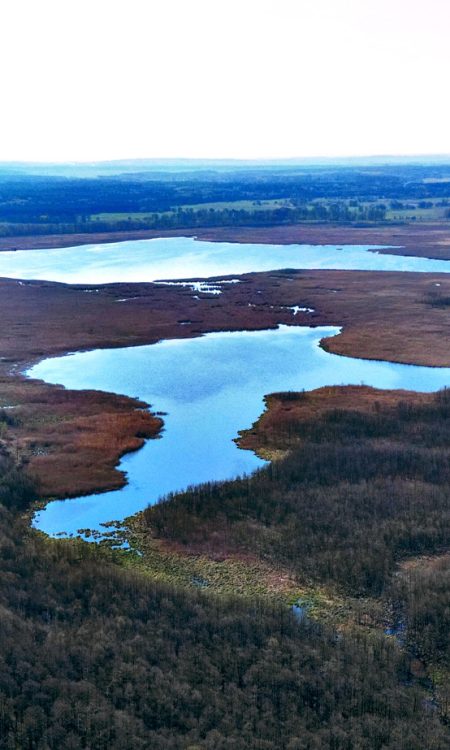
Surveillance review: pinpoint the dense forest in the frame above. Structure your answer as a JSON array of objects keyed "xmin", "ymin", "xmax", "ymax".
[
  {"xmin": 143, "ymin": 390, "xmax": 450, "ymax": 679},
  {"xmin": 0, "ymin": 163, "xmax": 450, "ymax": 236},
  {"xmin": 0, "ymin": 461, "xmax": 448, "ymax": 749},
  {"xmin": 388, "ymin": 554, "xmax": 450, "ymax": 680},
  {"xmin": 1, "ymin": 391, "xmax": 450, "ymax": 746}
]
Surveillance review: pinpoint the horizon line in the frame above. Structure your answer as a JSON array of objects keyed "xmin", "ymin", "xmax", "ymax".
[{"xmin": 1, "ymin": 152, "xmax": 450, "ymax": 167}]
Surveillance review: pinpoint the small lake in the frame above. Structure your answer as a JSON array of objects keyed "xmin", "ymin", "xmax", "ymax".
[
  {"xmin": 2, "ymin": 236, "xmax": 450, "ymax": 283},
  {"xmin": 29, "ymin": 325, "xmax": 450, "ymax": 538}
]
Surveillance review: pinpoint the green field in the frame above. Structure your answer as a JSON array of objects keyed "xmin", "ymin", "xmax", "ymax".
[
  {"xmin": 386, "ymin": 202, "xmax": 449, "ymax": 221},
  {"xmin": 90, "ymin": 199, "xmax": 292, "ymax": 222}
]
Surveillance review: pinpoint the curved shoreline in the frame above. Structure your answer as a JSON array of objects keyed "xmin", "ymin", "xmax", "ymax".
[
  {"xmin": 1, "ymin": 222, "xmax": 450, "ymax": 261},
  {"xmin": 28, "ymin": 323, "xmax": 450, "ymax": 539},
  {"xmin": 0, "ymin": 238, "xmax": 449, "ymax": 508}
]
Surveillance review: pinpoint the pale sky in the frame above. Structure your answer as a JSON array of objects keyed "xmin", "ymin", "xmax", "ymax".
[{"xmin": 1, "ymin": 0, "xmax": 449, "ymax": 162}]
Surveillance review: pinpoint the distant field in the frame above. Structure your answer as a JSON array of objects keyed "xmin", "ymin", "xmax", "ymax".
[
  {"xmin": 7, "ymin": 199, "xmax": 448, "ymax": 228},
  {"xmin": 88, "ymin": 197, "xmax": 450, "ymax": 226},
  {"xmin": 91, "ymin": 199, "xmax": 292, "ymax": 222},
  {"xmin": 386, "ymin": 203, "xmax": 449, "ymax": 221}
]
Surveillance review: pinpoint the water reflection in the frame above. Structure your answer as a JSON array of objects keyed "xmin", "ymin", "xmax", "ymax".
[
  {"xmin": 2, "ymin": 237, "xmax": 450, "ymax": 283},
  {"xmin": 29, "ymin": 325, "xmax": 450, "ymax": 538}
]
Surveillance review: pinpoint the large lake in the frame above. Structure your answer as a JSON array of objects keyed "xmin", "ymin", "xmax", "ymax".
[
  {"xmin": 29, "ymin": 325, "xmax": 450, "ymax": 538},
  {"xmin": 2, "ymin": 236, "xmax": 450, "ymax": 283}
]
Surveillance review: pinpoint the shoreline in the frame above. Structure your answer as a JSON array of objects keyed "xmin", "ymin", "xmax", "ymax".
[
  {"xmin": 1, "ymin": 256, "xmax": 450, "ymax": 500},
  {"xmin": 1, "ymin": 221, "xmax": 450, "ymax": 260}
]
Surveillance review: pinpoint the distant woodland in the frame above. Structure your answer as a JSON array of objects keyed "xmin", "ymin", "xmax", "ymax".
[{"xmin": 0, "ymin": 163, "xmax": 450, "ymax": 237}]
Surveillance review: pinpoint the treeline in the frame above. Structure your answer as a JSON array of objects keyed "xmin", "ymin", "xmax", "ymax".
[
  {"xmin": 0, "ymin": 202, "xmax": 388, "ymax": 238},
  {"xmin": 164, "ymin": 202, "xmax": 387, "ymax": 226},
  {"xmin": 1, "ymin": 164, "xmax": 450, "ymax": 229},
  {"xmin": 145, "ymin": 390, "xmax": 450, "ymax": 598},
  {"xmin": 1, "ymin": 480, "xmax": 448, "ymax": 746}
]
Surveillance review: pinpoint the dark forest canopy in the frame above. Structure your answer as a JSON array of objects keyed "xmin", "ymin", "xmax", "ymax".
[
  {"xmin": 0, "ymin": 494, "xmax": 448, "ymax": 749},
  {"xmin": 145, "ymin": 390, "xmax": 450, "ymax": 598},
  {"xmin": 143, "ymin": 389, "xmax": 450, "ymax": 688},
  {"xmin": 0, "ymin": 162, "xmax": 449, "ymax": 235},
  {"xmin": 0, "ymin": 388, "xmax": 450, "ymax": 746}
]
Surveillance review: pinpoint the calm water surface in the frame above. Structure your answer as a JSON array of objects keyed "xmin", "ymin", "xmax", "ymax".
[
  {"xmin": 2, "ymin": 236, "xmax": 450, "ymax": 283},
  {"xmin": 29, "ymin": 326, "xmax": 450, "ymax": 538}
]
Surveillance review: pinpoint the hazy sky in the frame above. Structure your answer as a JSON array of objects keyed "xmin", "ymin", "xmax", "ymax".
[{"xmin": 1, "ymin": 0, "xmax": 449, "ymax": 162}]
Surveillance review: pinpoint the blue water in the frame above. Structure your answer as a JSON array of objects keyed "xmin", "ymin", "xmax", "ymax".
[
  {"xmin": 2, "ymin": 236, "xmax": 450, "ymax": 284},
  {"xmin": 29, "ymin": 325, "xmax": 450, "ymax": 538}
]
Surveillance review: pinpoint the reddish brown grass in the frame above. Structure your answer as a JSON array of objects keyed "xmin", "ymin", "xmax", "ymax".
[{"xmin": 0, "ymin": 230, "xmax": 450, "ymax": 498}]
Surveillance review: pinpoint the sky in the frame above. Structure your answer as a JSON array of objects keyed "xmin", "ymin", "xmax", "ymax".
[{"xmin": 1, "ymin": 0, "xmax": 449, "ymax": 162}]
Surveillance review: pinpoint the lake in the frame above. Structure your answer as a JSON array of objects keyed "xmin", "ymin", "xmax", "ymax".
[
  {"xmin": 2, "ymin": 236, "xmax": 450, "ymax": 283},
  {"xmin": 29, "ymin": 325, "xmax": 450, "ymax": 538}
]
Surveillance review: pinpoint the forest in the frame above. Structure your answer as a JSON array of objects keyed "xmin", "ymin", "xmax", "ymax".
[
  {"xmin": 0, "ymin": 162, "xmax": 450, "ymax": 236},
  {"xmin": 144, "ymin": 390, "xmax": 450, "ymax": 595},
  {"xmin": 142, "ymin": 390, "xmax": 450, "ymax": 695},
  {"xmin": 0, "ymin": 387, "xmax": 449, "ymax": 746},
  {"xmin": 0, "ymin": 457, "xmax": 448, "ymax": 749}
]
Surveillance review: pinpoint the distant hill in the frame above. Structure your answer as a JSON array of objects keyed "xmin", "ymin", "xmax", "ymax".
[{"xmin": 1, "ymin": 154, "xmax": 450, "ymax": 178}]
